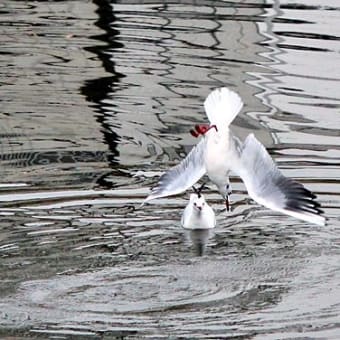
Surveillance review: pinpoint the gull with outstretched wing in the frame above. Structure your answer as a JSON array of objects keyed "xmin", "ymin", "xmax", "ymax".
[{"xmin": 144, "ymin": 87, "xmax": 326, "ymax": 226}]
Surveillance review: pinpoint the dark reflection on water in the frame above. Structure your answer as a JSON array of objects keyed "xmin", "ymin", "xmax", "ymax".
[
  {"xmin": 0, "ymin": 0, "xmax": 339, "ymax": 339},
  {"xmin": 82, "ymin": 0, "xmax": 124, "ymax": 170}
]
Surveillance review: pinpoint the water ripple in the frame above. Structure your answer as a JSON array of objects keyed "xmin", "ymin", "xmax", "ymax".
[{"xmin": 0, "ymin": 0, "xmax": 339, "ymax": 338}]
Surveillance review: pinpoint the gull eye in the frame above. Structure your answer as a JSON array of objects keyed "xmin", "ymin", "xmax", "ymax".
[{"xmin": 194, "ymin": 202, "xmax": 197, "ymax": 206}]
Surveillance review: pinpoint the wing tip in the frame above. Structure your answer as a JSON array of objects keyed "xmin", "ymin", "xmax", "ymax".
[
  {"xmin": 285, "ymin": 190, "xmax": 326, "ymax": 226},
  {"xmin": 288, "ymin": 207, "xmax": 327, "ymax": 226},
  {"xmin": 143, "ymin": 187, "xmax": 164, "ymax": 203}
]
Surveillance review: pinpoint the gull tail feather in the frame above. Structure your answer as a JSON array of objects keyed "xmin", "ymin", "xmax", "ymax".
[{"xmin": 204, "ymin": 87, "xmax": 243, "ymax": 130}]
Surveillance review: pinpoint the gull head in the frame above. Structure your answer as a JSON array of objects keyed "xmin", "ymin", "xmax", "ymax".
[
  {"xmin": 190, "ymin": 183, "xmax": 209, "ymax": 212},
  {"xmin": 190, "ymin": 193, "xmax": 206, "ymax": 212}
]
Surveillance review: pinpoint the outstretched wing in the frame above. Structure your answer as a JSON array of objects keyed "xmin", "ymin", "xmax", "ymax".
[
  {"xmin": 204, "ymin": 87, "xmax": 243, "ymax": 130},
  {"xmin": 234, "ymin": 134, "xmax": 326, "ymax": 226},
  {"xmin": 144, "ymin": 139, "xmax": 207, "ymax": 203}
]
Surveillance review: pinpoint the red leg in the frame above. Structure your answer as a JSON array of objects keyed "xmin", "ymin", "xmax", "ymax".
[
  {"xmin": 189, "ymin": 124, "xmax": 218, "ymax": 137},
  {"xmin": 190, "ymin": 129, "xmax": 199, "ymax": 137},
  {"xmin": 206, "ymin": 124, "xmax": 218, "ymax": 133}
]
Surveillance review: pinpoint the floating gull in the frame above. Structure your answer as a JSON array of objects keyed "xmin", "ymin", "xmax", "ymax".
[
  {"xmin": 181, "ymin": 184, "xmax": 215, "ymax": 256},
  {"xmin": 181, "ymin": 184, "xmax": 216, "ymax": 230}
]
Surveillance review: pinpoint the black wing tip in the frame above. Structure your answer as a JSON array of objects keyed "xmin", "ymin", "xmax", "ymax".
[
  {"xmin": 285, "ymin": 188, "xmax": 317, "ymax": 200},
  {"xmin": 281, "ymin": 179, "xmax": 325, "ymax": 218},
  {"xmin": 287, "ymin": 204, "xmax": 324, "ymax": 216}
]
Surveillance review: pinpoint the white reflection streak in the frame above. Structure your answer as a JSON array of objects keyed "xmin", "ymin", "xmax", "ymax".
[{"xmin": 247, "ymin": 0, "xmax": 285, "ymax": 143}]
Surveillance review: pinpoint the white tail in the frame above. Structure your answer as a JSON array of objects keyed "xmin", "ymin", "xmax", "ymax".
[{"xmin": 204, "ymin": 87, "xmax": 243, "ymax": 130}]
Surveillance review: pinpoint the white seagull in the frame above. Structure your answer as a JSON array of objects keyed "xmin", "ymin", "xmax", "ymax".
[
  {"xmin": 181, "ymin": 185, "xmax": 216, "ymax": 230},
  {"xmin": 144, "ymin": 87, "xmax": 326, "ymax": 226}
]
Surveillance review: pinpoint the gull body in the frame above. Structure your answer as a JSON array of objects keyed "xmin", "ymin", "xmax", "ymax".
[
  {"xmin": 145, "ymin": 87, "xmax": 326, "ymax": 226},
  {"xmin": 204, "ymin": 129, "xmax": 239, "ymax": 199},
  {"xmin": 181, "ymin": 193, "xmax": 216, "ymax": 230}
]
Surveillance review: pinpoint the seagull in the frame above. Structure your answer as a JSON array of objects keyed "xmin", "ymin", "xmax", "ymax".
[
  {"xmin": 181, "ymin": 184, "xmax": 216, "ymax": 230},
  {"xmin": 144, "ymin": 87, "xmax": 326, "ymax": 226},
  {"xmin": 181, "ymin": 185, "xmax": 216, "ymax": 256}
]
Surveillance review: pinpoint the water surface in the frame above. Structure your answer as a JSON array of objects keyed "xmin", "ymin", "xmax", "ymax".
[{"xmin": 0, "ymin": 0, "xmax": 339, "ymax": 338}]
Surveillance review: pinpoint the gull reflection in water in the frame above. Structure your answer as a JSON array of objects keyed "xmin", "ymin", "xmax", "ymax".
[{"xmin": 185, "ymin": 228, "xmax": 215, "ymax": 256}]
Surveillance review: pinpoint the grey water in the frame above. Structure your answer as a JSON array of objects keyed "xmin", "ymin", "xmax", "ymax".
[{"xmin": 0, "ymin": 0, "xmax": 340, "ymax": 339}]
